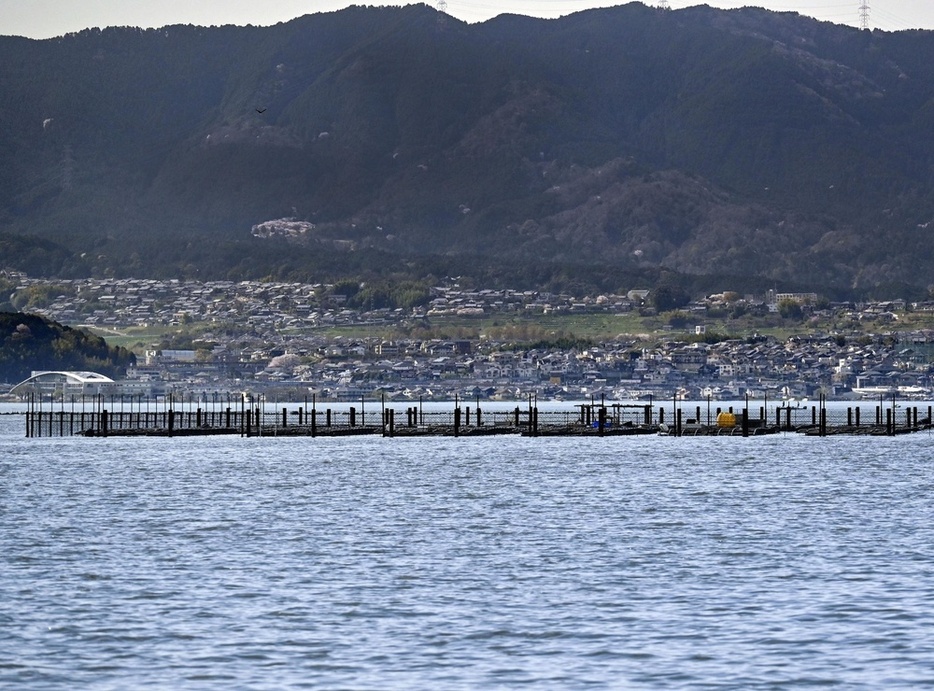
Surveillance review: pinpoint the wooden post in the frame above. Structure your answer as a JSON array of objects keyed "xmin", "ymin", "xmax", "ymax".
[
  {"xmin": 350, "ymin": 407, "xmax": 356, "ymax": 427},
  {"xmin": 454, "ymin": 407, "xmax": 461, "ymax": 437}
]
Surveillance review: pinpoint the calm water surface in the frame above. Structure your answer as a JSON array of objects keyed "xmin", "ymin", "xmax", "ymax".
[{"xmin": 3, "ymin": 411, "xmax": 934, "ymax": 688}]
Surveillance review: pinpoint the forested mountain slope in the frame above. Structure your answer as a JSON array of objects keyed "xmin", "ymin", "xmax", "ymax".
[{"xmin": 2, "ymin": 3, "xmax": 933, "ymax": 296}]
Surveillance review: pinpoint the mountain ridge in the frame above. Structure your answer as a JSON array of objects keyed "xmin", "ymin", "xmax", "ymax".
[{"xmin": 2, "ymin": 3, "xmax": 934, "ymax": 297}]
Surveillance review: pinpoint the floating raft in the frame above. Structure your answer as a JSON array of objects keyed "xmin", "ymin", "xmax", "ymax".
[
  {"xmin": 76, "ymin": 423, "xmax": 930, "ymax": 438},
  {"xmin": 21, "ymin": 400, "xmax": 934, "ymax": 439}
]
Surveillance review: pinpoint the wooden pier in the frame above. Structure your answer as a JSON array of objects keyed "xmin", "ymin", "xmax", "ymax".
[{"xmin": 18, "ymin": 395, "xmax": 934, "ymax": 439}]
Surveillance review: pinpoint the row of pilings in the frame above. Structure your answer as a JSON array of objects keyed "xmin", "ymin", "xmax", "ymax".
[{"xmin": 18, "ymin": 393, "xmax": 934, "ymax": 439}]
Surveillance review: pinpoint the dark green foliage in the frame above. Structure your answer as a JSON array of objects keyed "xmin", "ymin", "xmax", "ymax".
[
  {"xmin": 665, "ymin": 311, "xmax": 693, "ymax": 329},
  {"xmin": 331, "ymin": 279, "xmax": 361, "ymax": 299},
  {"xmin": 1, "ymin": 5, "xmax": 934, "ymax": 296},
  {"xmin": 652, "ymin": 285, "xmax": 691, "ymax": 313},
  {"xmin": 778, "ymin": 299, "xmax": 804, "ymax": 320},
  {"xmin": 348, "ymin": 281, "xmax": 431, "ymax": 311},
  {"xmin": 0, "ymin": 233, "xmax": 88, "ymax": 277},
  {"xmin": 526, "ymin": 336, "xmax": 596, "ymax": 352},
  {"xmin": 685, "ymin": 331, "xmax": 732, "ymax": 345},
  {"xmin": 0, "ymin": 312, "xmax": 135, "ymax": 383},
  {"xmin": 502, "ymin": 334, "xmax": 596, "ymax": 352}
]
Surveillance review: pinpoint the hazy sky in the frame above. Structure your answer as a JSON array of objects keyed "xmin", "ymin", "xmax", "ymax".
[{"xmin": 0, "ymin": 0, "xmax": 930, "ymax": 39}]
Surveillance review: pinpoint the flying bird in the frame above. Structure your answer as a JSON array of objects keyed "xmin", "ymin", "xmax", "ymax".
[{"xmin": 255, "ymin": 107, "xmax": 267, "ymax": 114}]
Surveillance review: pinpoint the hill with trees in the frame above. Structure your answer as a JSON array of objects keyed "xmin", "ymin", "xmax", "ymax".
[
  {"xmin": 0, "ymin": 312, "xmax": 136, "ymax": 383},
  {"xmin": 1, "ymin": 3, "xmax": 934, "ymax": 298}
]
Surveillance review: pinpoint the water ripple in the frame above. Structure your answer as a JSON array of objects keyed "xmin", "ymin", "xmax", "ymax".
[{"xmin": 3, "ymin": 423, "xmax": 934, "ymax": 687}]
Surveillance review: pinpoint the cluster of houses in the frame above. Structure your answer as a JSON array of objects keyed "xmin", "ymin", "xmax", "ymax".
[
  {"xmin": 5, "ymin": 273, "xmax": 919, "ymax": 330},
  {"xmin": 5, "ymin": 272, "xmax": 934, "ymax": 401},
  {"xmin": 21, "ymin": 330, "xmax": 934, "ymax": 404},
  {"xmin": 7, "ymin": 275, "xmax": 649, "ymax": 330},
  {"xmin": 210, "ymin": 332, "xmax": 934, "ymax": 401}
]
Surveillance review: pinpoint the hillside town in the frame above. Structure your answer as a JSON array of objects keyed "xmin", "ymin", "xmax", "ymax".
[{"xmin": 4, "ymin": 272, "xmax": 934, "ymax": 401}]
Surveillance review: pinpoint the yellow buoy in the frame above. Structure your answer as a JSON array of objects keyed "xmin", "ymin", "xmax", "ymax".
[{"xmin": 717, "ymin": 412, "xmax": 736, "ymax": 428}]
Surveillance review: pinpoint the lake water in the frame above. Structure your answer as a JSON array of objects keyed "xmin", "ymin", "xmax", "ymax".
[{"xmin": 3, "ymin": 405, "xmax": 934, "ymax": 688}]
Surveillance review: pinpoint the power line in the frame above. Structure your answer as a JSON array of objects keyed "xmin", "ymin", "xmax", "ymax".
[
  {"xmin": 442, "ymin": 0, "xmax": 928, "ymax": 31},
  {"xmin": 872, "ymin": 7, "xmax": 917, "ymax": 31}
]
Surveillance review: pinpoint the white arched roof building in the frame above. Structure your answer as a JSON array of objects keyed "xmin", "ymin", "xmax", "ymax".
[{"xmin": 10, "ymin": 371, "xmax": 116, "ymax": 396}]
